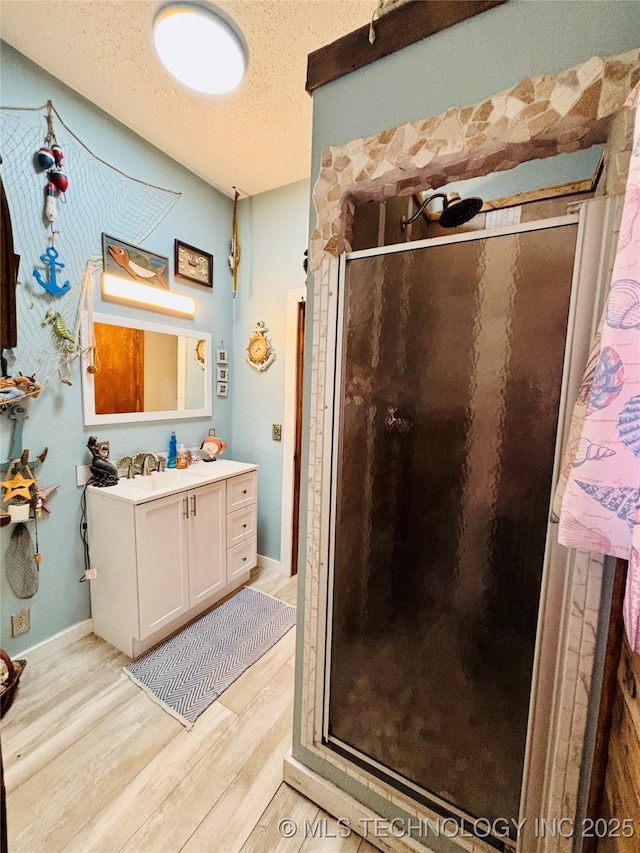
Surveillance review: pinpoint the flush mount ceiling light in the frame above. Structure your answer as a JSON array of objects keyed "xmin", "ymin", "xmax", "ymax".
[{"xmin": 153, "ymin": 3, "xmax": 247, "ymax": 95}]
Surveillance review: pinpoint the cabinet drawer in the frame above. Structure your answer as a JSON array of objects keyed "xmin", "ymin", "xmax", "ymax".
[
  {"xmin": 227, "ymin": 536, "xmax": 257, "ymax": 579},
  {"xmin": 227, "ymin": 471, "xmax": 257, "ymax": 512},
  {"xmin": 227, "ymin": 504, "xmax": 257, "ymax": 547}
]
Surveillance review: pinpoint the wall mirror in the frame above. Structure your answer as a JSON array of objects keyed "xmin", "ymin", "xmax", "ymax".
[{"xmin": 81, "ymin": 312, "xmax": 212, "ymax": 425}]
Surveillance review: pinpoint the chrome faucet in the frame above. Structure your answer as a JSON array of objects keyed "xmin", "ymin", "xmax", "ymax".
[{"xmin": 140, "ymin": 452, "xmax": 166, "ymax": 475}]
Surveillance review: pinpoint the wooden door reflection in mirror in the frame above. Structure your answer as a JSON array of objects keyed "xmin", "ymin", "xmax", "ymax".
[
  {"xmin": 82, "ymin": 313, "xmax": 212, "ymax": 425},
  {"xmin": 94, "ymin": 323, "xmax": 145, "ymax": 414}
]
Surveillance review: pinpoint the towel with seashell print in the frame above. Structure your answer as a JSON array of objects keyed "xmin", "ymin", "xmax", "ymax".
[{"xmin": 558, "ymin": 82, "xmax": 640, "ymax": 651}]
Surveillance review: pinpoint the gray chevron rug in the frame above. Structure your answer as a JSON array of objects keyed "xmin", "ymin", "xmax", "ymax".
[{"xmin": 123, "ymin": 587, "xmax": 296, "ymax": 728}]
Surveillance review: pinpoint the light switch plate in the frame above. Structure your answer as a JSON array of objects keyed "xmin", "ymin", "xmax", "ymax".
[
  {"xmin": 76, "ymin": 465, "xmax": 92, "ymax": 486},
  {"xmin": 272, "ymin": 424, "xmax": 282, "ymax": 441}
]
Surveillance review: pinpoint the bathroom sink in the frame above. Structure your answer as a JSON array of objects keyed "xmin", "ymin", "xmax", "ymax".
[{"xmin": 127, "ymin": 468, "xmax": 209, "ymax": 491}]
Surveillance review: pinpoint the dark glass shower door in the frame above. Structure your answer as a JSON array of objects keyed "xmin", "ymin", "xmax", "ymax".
[{"xmin": 326, "ymin": 223, "xmax": 577, "ymax": 834}]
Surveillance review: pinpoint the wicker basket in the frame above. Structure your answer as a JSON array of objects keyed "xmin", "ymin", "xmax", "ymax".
[{"xmin": 0, "ymin": 648, "xmax": 26, "ymax": 718}]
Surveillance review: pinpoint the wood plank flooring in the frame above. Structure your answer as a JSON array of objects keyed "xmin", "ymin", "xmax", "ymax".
[{"xmin": 0, "ymin": 568, "xmax": 377, "ymax": 853}]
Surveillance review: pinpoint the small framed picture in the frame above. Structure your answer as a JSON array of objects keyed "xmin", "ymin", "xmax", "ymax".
[
  {"xmin": 102, "ymin": 234, "xmax": 169, "ymax": 289},
  {"xmin": 217, "ymin": 382, "xmax": 229, "ymax": 397},
  {"xmin": 217, "ymin": 366, "xmax": 229, "ymax": 381},
  {"xmin": 216, "ymin": 348, "xmax": 228, "ymax": 364},
  {"xmin": 174, "ymin": 240, "xmax": 213, "ymax": 287}
]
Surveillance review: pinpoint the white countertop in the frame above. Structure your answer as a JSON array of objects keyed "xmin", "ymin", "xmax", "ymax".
[{"xmin": 87, "ymin": 459, "xmax": 258, "ymax": 505}]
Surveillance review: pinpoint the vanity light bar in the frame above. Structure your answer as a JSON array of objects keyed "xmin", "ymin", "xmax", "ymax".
[{"xmin": 101, "ymin": 273, "xmax": 196, "ymax": 317}]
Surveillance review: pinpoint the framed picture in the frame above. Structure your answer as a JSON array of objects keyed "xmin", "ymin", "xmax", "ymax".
[
  {"xmin": 217, "ymin": 381, "xmax": 229, "ymax": 397},
  {"xmin": 216, "ymin": 348, "xmax": 228, "ymax": 364},
  {"xmin": 102, "ymin": 234, "xmax": 169, "ymax": 290},
  {"xmin": 174, "ymin": 240, "xmax": 213, "ymax": 287},
  {"xmin": 217, "ymin": 366, "xmax": 229, "ymax": 381}
]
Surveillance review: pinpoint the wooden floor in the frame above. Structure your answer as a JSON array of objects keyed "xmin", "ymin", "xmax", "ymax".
[{"xmin": 0, "ymin": 568, "xmax": 376, "ymax": 853}]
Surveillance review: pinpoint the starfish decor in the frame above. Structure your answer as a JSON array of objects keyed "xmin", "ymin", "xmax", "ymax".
[
  {"xmin": 35, "ymin": 483, "xmax": 59, "ymax": 515},
  {"xmin": 1, "ymin": 470, "xmax": 35, "ymax": 502}
]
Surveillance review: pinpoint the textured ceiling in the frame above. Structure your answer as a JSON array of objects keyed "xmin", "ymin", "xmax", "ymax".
[{"xmin": 0, "ymin": 0, "xmax": 374, "ymax": 197}]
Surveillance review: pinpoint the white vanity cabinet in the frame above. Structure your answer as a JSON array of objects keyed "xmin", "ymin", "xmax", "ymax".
[
  {"xmin": 135, "ymin": 480, "xmax": 226, "ymax": 638},
  {"xmin": 86, "ymin": 461, "xmax": 258, "ymax": 658}
]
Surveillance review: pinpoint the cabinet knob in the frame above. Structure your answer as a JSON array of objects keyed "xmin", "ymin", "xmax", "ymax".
[
  {"xmin": 242, "ymin": 556, "xmax": 247, "ymax": 562},
  {"xmin": 242, "ymin": 523, "xmax": 247, "ymax": 529},
  {"xmin": 241, "ymin": 489, "xmax": 247, "ymax": 495}
]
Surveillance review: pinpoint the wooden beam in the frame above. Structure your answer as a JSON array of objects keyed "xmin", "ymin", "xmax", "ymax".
[
  {"xmin": 306, "ymin": 0, "xmax": 507, "ymax": 93},
  {"xmin": 480, "ymin": 178, "xmax": 596, "ymax": 212}
]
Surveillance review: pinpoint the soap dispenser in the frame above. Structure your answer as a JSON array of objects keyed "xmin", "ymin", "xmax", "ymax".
[
  {"xmin": 167, "ymin": 431, "xmax": 177, "ymax": 469},
  {"xmin": 176, "ymin": 443, "xmax": 189, "ymax": 469}
]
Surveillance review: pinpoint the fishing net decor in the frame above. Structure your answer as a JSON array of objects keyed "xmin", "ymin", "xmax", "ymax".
[
  {"xmin": 5, "ymin": 522, "xmax": 38, "ymax": 599},
  {"xmin": 0, "ymin": 101, "xmax": 181, "ymax": 390}
]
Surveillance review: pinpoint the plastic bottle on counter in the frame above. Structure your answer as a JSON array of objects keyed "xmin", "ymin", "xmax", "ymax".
[
  {"xmin": 167, "ymin": 431, "xmax": 177, "ymax": 468},
  {"xmin": 176, "ymin": 443, "xmax": 190, "ymax": 469}
]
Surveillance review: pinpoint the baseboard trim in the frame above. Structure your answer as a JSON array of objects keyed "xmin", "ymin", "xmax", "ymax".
[
  {"xmin": 283, "ymin": 754, "xmax": 426, "ymax": 853},
  {"xmin": 258, "ymin": 553, "xmax": 288, "ymax": 577},
  {"xmin": 15, "ymin": 618, "xmax": 94, "ymax": 664}
]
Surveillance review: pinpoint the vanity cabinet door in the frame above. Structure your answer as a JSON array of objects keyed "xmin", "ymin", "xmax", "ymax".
[
  {"xmin": 135, "ymin": 493, "xmax": 189, "ymax": 638},
  {"xmin": 187, "ymin": 481, "xmax": 226, "ymax": 606}
]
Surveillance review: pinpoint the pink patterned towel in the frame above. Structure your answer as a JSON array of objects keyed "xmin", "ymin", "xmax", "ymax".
[{"xmin": 558, "ymin": 84, "xmax": 640, "ymax": 651}]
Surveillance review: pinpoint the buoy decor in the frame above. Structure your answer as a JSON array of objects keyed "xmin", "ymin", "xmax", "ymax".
[
  {"xmin": 48, "ymin": 170, "xmax": 68, "ymax": 194},
  {"xmin": 36, "ymin": 146, "xmax": 55, "ymax": 170},
  {"xmin": 44, "ymin": 182, "xmax": 57, "ymax": 224},
  {"xmin": 33, "ymin": 104, "xmax": 70, "ymax": 297},
  {"xmin": 51, "ymin": 144, "xmax": 64, "ymax": 166}
]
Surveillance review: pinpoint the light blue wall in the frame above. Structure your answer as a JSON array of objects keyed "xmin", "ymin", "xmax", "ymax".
[
  {"xmin": 231, "ymin": 180, "xmax": 309, "ymax": 561},
  {"xmin": 311, "ymin": 0, "xmax": 640, "ymax": 179},
  {"xmin": 0, "ymin": 44, "xmax": 234, "ymax": 656}
]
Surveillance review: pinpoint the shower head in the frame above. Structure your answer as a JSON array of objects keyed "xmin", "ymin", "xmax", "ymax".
[
  {"xmin": 438, "ymin": 193, "xmax": 484, "ymax": 228},
  {"xmin": 400, "ymin": 191, "xmax": 484, "ymax": 230}
]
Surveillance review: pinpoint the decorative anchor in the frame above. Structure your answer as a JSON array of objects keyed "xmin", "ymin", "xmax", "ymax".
[
  {"xmin": 0, "ymin": 404, "xmax": 48, "ymax": 474},
  {"xmin": 33, "ymin": 246, "xmax": 70, "ymax": 296}
]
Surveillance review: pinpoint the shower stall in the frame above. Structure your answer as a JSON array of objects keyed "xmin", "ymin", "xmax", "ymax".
[{"xmin": 305, "ymin": 204, "xmax": 614, "ymax": 851}]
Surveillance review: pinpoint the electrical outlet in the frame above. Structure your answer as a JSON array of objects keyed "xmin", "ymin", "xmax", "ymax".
[
  {"xmin": 272, "ymin": 424, "xmax": 282, "ymax": 441},
  {"xmin": 11, "ymin": 609, "xmax": 30, "ymax": 637}
]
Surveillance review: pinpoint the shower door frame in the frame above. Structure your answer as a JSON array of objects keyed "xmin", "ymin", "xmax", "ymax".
[{"xmin": 312, "ymin": 200, "xmax": 616, "ymax": 852}]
